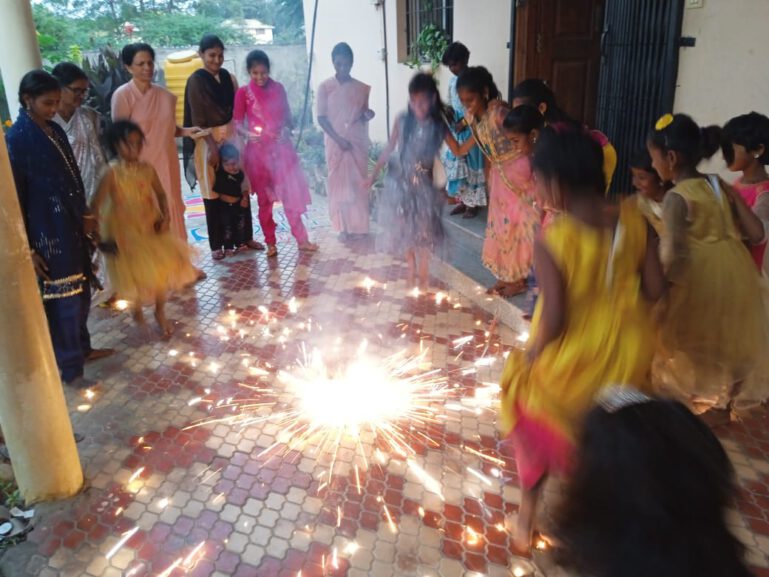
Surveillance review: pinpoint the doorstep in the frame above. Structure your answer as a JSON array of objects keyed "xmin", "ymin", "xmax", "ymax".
[{"xmin": 435, "ymin": 204, "xmax": 530, "ymax": 333}]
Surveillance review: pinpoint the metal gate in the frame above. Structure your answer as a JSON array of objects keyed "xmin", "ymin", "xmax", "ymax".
[{"xmin": 595, "ymin": 0, "xmax": 685, "ymax": 194}]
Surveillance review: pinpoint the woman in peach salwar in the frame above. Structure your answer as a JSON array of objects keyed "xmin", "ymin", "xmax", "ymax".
[
  {"xmin": 317, "ymin": 42, "xmax": 374, "ymax": 238},
  {"xmin": 112, "ymin": 43, "xmax": 202, "ymax": 249}
]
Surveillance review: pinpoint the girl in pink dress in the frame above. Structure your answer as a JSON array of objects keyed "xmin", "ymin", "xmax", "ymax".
[
  {"xmin": 453, "ymin": 67, "xmax": 540, "ymax": 297},
  {"xmin": 722, "ymin": 112, "xmax": 769, "ymax": 272},
  {"xmin": 233, "ymin": 50, "xmax": 318, "ymax": 257}
]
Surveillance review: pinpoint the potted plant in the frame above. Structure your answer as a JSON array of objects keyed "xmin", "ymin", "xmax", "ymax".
[{"xmin": 407, "ymin": 24, "xmax": 449, "ymax": 75}]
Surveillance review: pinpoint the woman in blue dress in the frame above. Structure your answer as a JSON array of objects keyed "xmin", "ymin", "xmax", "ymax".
[{"xmin": 6, "ymin": 70, "xmax": 110, "ymax": 387}]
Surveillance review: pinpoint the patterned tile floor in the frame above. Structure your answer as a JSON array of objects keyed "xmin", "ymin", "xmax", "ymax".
[{"xmin": 2, "ymin": 193, "xmax": 769, "ymax": 577}]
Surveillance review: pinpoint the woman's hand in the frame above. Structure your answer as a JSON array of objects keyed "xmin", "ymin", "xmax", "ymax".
[
  {"xmin": 181, "ymin": 126, "xmax": 204, "ymax": 138},
  {"xmin": 362, "ymin": 175, "xmax": 375, "ymax": 190},
  {"xmin": 337, "ymin": 138, "xmax": 353, "ymax": 151},
  {"xmin": 240, "ymin": 197, "xmax": 249, "ymax": 208},
  {"xmin": 31, "ymin": 251, "xmax": 50, "ymax": 281},
  {"xmin": 83, "ymin": 214, "xmax": 99, "ymax": 236},
  {"xmin": 361, "ymin": 109, "xmax": 375, "ymax": 122}
]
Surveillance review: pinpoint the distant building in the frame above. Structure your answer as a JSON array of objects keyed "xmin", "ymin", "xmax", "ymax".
[{"xmin": 224, "ymin": 18, "xmax": 275, "ymax": 45}]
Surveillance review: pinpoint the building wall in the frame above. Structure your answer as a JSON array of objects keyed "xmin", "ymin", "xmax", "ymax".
[
  {"xmin": 674, "ymin": 0, "xmax": 769, "ymax": 172},
  {"xmin": 302, "ymin": 0, "xmax": 511, "ymax": 143}
]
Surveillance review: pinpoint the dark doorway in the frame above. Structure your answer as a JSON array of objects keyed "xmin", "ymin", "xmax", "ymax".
[
  {"xmin": 595, "ymin": 0, "xmax": 685, "ymax": 194},
  {"xmin": 509, "ymin": 0, "xmax": 684, "ymax": 194},
  {"xmin": 513, "ymin": 0, "xmax": 605, "ymax": 126}
]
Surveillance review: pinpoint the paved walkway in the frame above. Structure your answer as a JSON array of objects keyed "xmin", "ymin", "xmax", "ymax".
[{"xmin": 2, "ymin": 193, "xmax": 769, "ymax": 577}]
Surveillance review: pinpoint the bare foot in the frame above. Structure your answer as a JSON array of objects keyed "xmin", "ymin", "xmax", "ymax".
[
  {"xmin": 266, "ymin": 244, "xmax": 278, "ymax": 258},
  {"xmin": 486, "ymin": 281, "xmax": 506, "ymax": 295},
  {"xmin": 154, "ymin": 311, "xmax": 174, "ymax": 340},
  {"xmin": 132, "ymin": 308, "xmax": 146, "ymax": 326},
  {"xmin": 497, "ymin": 280, "xmax": 527, "ymax": 298}
]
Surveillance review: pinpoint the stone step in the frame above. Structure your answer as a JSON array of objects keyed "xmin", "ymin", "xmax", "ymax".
[{"xmin": 436, "ymin": 204, "xmax": 530, "ymax": 333}]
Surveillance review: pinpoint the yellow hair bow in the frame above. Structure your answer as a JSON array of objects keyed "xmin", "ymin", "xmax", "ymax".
[{"xmin": 655, "ymin": 113, "xmax": 674, "ymax": 131}]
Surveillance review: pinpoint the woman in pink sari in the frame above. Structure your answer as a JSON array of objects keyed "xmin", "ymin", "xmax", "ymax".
[
  {"xmin": 233, "ymin": 50, "xmax": 318, "ymax": 257},
  {"xmin": 112, "ymin": 43, "xmax": 203, "ymax": 248},
  {"xmin": 317, "ymin": 43, "xmax": 374, "ymax": 238}
]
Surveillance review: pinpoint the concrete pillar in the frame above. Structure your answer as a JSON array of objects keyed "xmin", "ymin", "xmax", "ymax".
[
  {"xmin": 0, "ymin": 0, "xmax": 42, "ymax": 120},
  {"xmin": 0, "ymin": 134, "xmax": 83, "ymax": 502}
]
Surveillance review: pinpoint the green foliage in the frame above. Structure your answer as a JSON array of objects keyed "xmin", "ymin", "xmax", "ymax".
[
  {"xmin": 406, "ymin": 24, "xmax": 449, "ymax": 74},
  {"xmin": 128, "ymin": 13, "xmax": 252, "ymax": 47},
  {"xmin": 32, "ymin": 0, "xmax": 306, "ymax": 60},
  {"xmin": 81, "ymin": 47, "xmax": 132, "ymax": 121}
]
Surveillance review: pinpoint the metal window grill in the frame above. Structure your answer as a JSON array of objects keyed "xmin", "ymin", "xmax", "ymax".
[
  {"xmin": 405, "ymin": 0, "xmax": 454, "ymax": 58},
  {"xmin": 595, "ymin": 0, "xmax": 684, "ymax": 195}
]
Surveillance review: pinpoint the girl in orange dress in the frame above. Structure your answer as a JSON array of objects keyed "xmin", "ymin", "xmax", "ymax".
[{"xmin": 92, "ymin": 121, "xmax": 197, "ymax": 338}]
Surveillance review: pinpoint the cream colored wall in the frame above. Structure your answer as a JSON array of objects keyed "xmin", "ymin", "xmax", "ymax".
[
  {"xmin": 302, "ymin": 0, "xmax": 511, "ymax": 143},
  {"xmin": 674, "ymin": 0, "xmax": 769, "ymax": 174}
]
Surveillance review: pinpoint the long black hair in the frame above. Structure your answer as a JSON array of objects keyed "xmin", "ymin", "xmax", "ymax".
[
  {"xmin": 105, "ymin": 120, "xmax": 144, "ymax": 156},
  {"xmin": 512, "ymin": 78, "xmax": 571, "ymax": 124},
  {"xmin": 532, "ymin": 124, "xmax": 606, "ymax": 196},
  {"xmin": 647, "ymin": 113, "xmax": 722, "ymax": 168},
  {"xmin": 455, "ymin": 66, "xmax": 500, "ymax": 102},
  {"xmin": 503, "ymin": 104, "xmax": 545, "ymax": 135},
  {"xmin": 400, "ymin": 73, "xmax": 447, "ymax": 166},
  {"xmin": 554, "ymin": 397, "xmax": 750, "ymax": 577},
  {"xmin": 722, "ymin": 111, "xmax": 769, "ymax": 166},
  {"xmin": 18, "ymin": 70, "xmax": 60, "ymax": 107}
]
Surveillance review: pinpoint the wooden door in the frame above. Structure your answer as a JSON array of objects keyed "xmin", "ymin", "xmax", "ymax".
[{"xmin": 514, "ymin": 0, "xmax": 604, "ymax": 126}]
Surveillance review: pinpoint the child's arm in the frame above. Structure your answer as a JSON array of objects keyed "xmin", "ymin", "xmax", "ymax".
[
  {"xmin": 90, "ymin": 168, "xmax": 114, "ymax": 220},
  {"xmin": 723, "ymin": 181, "xmax": 765, "ymax": 244},
  {"xmin": 240, "ymin": 174, "xmax": 251, "ymax": 208},
  {"xmin": 365, "ymin": 120, "xmax": 400, "ymax": 188},
  {"xmin": 660, "ymin": 192, "xmax": 689, "ymax": 282},
  {"xmin": 149, "ymin": 167, "xmax": 171, "ymax": 232},
  {"xmin": 527, "ymin": 238, "xmax": 565, "ymax": 362},
  {"xmin": 640, "ymin": 224, "xmax": 666, "ymax": 302},
  {"xmin": 444, "ymin": 130, "xmax": 478, "ymax": 157}
]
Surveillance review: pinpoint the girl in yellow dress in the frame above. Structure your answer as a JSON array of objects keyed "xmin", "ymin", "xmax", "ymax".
[
  {"xmin": 499, "ymin": 126, "xmax": 665, "ymax": 553},
  {"xmin": 647, "ymin": 113, "xmax": 769, "ymax": 423},
  {"xmin": 92, "ymin": 121, "xmax": 197, "ymax": 337}
]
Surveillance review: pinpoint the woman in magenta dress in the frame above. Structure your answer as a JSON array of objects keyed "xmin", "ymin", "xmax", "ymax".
[{"xmin": 233, "ymin": 49, "xmax": 318, "ymax": 257}]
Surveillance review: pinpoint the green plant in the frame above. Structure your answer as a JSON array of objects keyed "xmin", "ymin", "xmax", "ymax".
[
  {"xmin": 406, "ymin": 24, "xmax": 449, "ymax": 74},
  {"xmin": 81, "ymin": 47, "xmax": 132, "ymax": 125}
]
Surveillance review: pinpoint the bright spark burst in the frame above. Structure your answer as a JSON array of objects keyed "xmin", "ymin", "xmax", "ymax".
[
  {"xmin": 188, "ymin": 344, "xmax": 451, "ymax": 477},
  {"xmin": 114, "ymin": 299, "xmax": 129, "ymax": 311}
]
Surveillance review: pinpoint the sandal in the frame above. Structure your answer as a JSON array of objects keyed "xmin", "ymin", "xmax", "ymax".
[
  {"xmin": 224, "ymin": 249, "xmax": 235, "ymax": 258},
  {"xmin": 245, "ymin": 239, "xmax": 265, "ymax": 251},
  {"xmin": 298, "ymin": 242, "xmax": 319, "ymax": 252},
  {"xmin": 212, "ymin": 249, "xmax": 225, "ymax": 261},
  {"xmin": 266, "ymin": 244, "xmax": 278, "ymax": 258}
]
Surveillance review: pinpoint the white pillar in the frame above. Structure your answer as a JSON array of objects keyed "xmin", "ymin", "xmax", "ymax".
[
  {"xmin": 0, "ymin": 0, "xmax": 42, "ymax": 120},
  {"xmin": 0, "ymin": 106, "xmax": 84, "ymax": 502}
]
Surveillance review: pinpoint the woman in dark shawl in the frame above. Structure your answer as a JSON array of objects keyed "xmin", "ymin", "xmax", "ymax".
[{"xmin": 183, "ymin": 34, "xmax": 264, "ymax": 259}]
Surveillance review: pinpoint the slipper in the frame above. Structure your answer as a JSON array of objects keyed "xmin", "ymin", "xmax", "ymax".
[
  {"xmin": 266, "ymin": 245, "xmax": 278, "ymax": 258},
  {"xmin": 212, "ymin": 249, "xmax": 225, "ymax": 261},
  {"xmin": 244, "ymin": 240, "xmax": 265, "ymax": 251},
  {"xmin": 298, "ymin": 242, "xmax": 319, "ymax": 252}
]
